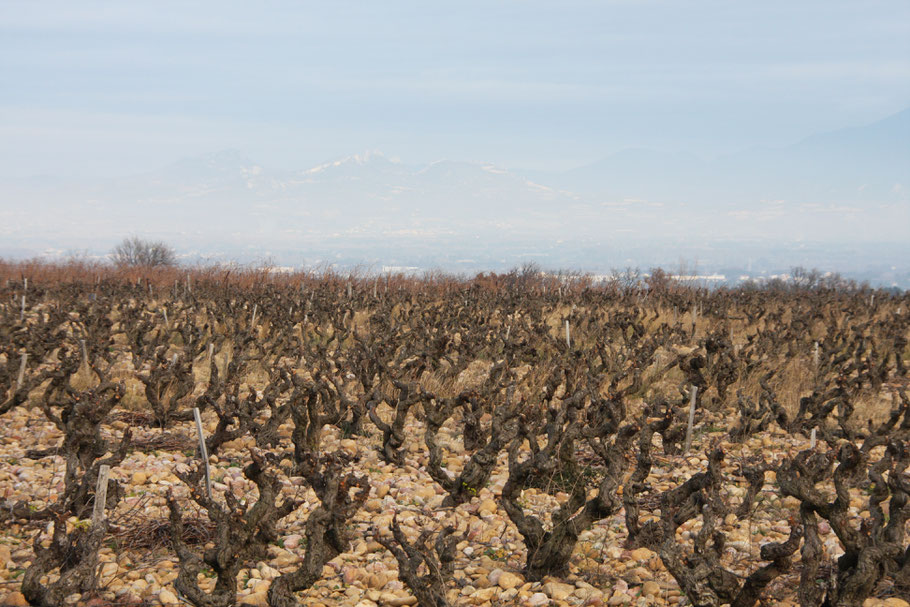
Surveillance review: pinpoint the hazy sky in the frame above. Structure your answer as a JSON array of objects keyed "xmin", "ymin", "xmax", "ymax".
[{"xmin": 2, "ymin": 0, "xmax": 909, "ymax": 177}]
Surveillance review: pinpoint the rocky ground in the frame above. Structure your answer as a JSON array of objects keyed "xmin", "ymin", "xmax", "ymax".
[{"xmin": 1, "ymin": 398, "xmax": 907, "ymax": 607}]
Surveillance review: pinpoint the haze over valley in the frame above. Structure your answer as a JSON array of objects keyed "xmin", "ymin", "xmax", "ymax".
[{"xmin": 3, "ymin": 108, "xmax": 908, "ymax": 286}]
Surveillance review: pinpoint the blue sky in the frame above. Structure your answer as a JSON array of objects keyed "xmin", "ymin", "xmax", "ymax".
[{"xmin": 1, "ymin": 0, "xmax": 908, "ymax": 177}]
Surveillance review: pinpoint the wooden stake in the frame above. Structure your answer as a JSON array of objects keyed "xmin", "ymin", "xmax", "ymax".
[
  {"xmin": 16, "ymin": 353, "xmax": 27, "ymax": 389},
  {"xmin": 813, "ymin": 342, "xmax": 819, "ymax": 368},
  {"xmin": 251, "ymin": 303, "xmax": 258, "ymax": 327},
  {"xmin": 684, "ymin": 385, "xmax": 698, "ymax": 453},
  {"xmin": 193, "ymin": 408, "xmax": 212, "ymax": 499},
  {"xmin": 810, "ymin": 427, "xmax": 817, "ymax": 449},
  {"xmin": 92, "ymin": 464, "xmax": 111, "ymax": 526}
]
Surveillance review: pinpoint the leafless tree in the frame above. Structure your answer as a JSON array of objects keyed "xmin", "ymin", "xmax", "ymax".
[{"xmin": 111, "ymin": 236, "xmax": 177, "ymax": 268}]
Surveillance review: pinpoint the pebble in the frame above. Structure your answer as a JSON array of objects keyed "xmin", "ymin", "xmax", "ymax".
[
  {"xmin": 158, "ymin": 589, "xmax": 179, "ymax": 605},
  {"xmin": 543, "ymin": 582, "xmax": 575, "ymax": 600},
  {"xmin": 497, "ymin": 571, "xmax": 524, "ymax": 590},
  {"xmin": 380, "ymin": 594, "xmax": 418, "ymax": 606},
  {"xmin": 100, "ymin": 561, "xmax": 119, "ymax": 580},
  {"xmin": 283, "ymin": 534, "xmax": 302, "ymax": 550},
  {"xmin": 478, "ymin": 499, "xmax": 498, "ymax": 516},
  {"xmin": 574, "ymin": 588, "xmax": 604, "ymax": 602},
  {"xmin": 0, "ymin": 592, "xmax": 28, "ymax": 607},
  {"xmin": 272, "ymin": 551, "xmax": 297, "ymax": 568},
  {"xmin": 488, "ymin": 568, "xmax": 504, "ymax": 586},
  {"xmin": 608, "ymin": 590, "xmax": 631, "ymax": 605},
  {"xmin": 471, "ymin": 587, "xmax": 499, "ymax": 601},
  {"xmin": 529, "ymin": 592, "xmax": 550, "ymax": 606},
  {"xmin": 641, "ymin": 581, "xmax": 660, "ymax": 597},
  {"xmin": 629, "ymin": 548, "xmax": 654, "ymax": 561},
  {"xmin": 240, "ymin": 592, "xmax": 269, "ymax": 606},
  {"xmin": 864, "ymin": 600, "xmax": 910, "ymax": 607}
]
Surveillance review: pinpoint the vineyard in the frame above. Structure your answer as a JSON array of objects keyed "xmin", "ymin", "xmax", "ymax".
[{"xmin": 0, "ymin": 263, "xmax": 908, "ymax": 607}]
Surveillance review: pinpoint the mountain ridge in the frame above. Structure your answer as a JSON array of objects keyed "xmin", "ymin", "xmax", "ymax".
[{"xmin": 1, "ymin": 107, "xmax": 907, "ymax": 257}]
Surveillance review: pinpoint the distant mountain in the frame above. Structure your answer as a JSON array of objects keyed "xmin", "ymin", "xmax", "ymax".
[
  {"xmin": 1, "ymin": 109, "xmax": 907, "ymax": 261},
  {"xmin": 0, "ymin": 151, "xmax": 589, "ymax": 250},
  {"xmin": 713, "ymin": 106, "xmax": 909, "ymax": 203},
  {"xmin": 557, "ymin": 107, "xmax": 910, "ymax": 206}
]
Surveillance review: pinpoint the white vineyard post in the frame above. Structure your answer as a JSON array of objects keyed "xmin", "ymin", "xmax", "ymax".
[
  {"xmin": 684, "ymin": 385, "xmax": 698, "ymax": 453},
  {"xmin": 810, "ymin": 427, "xmax": 817, "ymax": 449},
  {"xmin": 813, "ymin": 341, "xmax": 819, "ymax": 368},
  {"xmin": 92, "ymin": 464, "xmax": 111, "ymax": 526},
  {"xmin": 565, "ymin": 320, "xmax": 571, "ymax": 348},
  {"xmin": 193, "ymin": 407, "xmax": 213, "ymax": 499},
  {"xmin": 251, "ymin": 304, "xmax": 258, "ymax": 328},
  {"xmin": 16, "ymin": 353, "xmax": 27, "ymax": 390},
  {"xmin": 162, "ymin": 308, "xmax": 168, "ymax": 327},
  {"xmin": 20, "ymin": 294, "xmax": 25, "ymax": 322}
]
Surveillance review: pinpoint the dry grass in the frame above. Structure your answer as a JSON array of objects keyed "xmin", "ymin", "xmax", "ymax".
[{"xmin": 112, "ymin": 516, "xmax": 214, "ymax": 551}]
